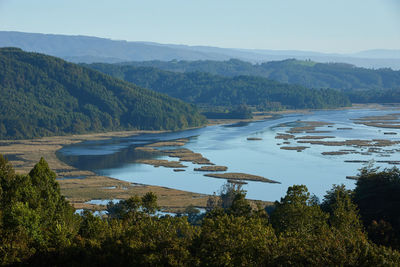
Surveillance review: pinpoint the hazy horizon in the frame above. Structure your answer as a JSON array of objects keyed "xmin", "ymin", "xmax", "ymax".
[{"xmin": 0, "ymin": 0, "xmax": 399, "ymax": 54}]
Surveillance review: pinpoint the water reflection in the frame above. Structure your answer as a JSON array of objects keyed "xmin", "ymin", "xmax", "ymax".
[{"xmin": 57, "ymin": 108, "xmax": 400, "ymax": 201}]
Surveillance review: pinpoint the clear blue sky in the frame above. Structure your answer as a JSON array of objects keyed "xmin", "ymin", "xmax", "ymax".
[{"xmin": 0, "ymin": 0, "xmax": 399, "ymax": 53}]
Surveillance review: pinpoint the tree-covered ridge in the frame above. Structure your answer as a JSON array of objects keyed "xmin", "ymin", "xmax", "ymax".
[
  {"xmin": 113, "ymin": 58, "xmax": 400, "ymax": 103},
  {"xmin": 0, "ymin": 48, "xmax": 206, "ymax": 139},
  {"xmin": 86, "ymin": 63, "xmax": 351, "ymax": 110},
  {"xmin": 0, "ymin": 155, "xmax": 399, "ymax": 265}
]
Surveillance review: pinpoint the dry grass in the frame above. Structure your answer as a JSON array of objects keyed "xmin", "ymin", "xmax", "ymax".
[
  {"xmin": 135, "ymin": 147, "xmax": 160, "ymax": 153},
  {"xmin": 0, "ymin": 130, "xmax": 212, "ymax": 212},
  {"xmin": 297, "ymin": 139, "xmax": 400, "ymax": 148},
  {"xmin": 137, "ymin": 159, "xmax": 187, "ymax": 168},
  {"xmin": 204, "ymin": 172, "xmax": 280, "ymax": 184},
  {"xmin": 194, "ymin": 166, "xmax": 228, "ymax": 172},
  {"xmin": 60, "ymin": 175, "xmax": 209, "ymax": 212},
  {"xmin": 146, "ymin": 140, "xmax": 187, "ymax": 147},
  {"xmin": 353, "ymin": 113, "xmax": 400, "ymax": 129},
  {"xmin": 275, "ymin": 133, "xmax": 295, "ymax": 140},
  {"xmin": 295, "ymin": 135, "xmax": 335, "ymax": 140},
  {"xmin": 162, "ymin": 148, "xmax": 214, "ymax": 165},
  {"xmin": 321, "ymin": 151, "xmax": 349, "ymax": 155}
]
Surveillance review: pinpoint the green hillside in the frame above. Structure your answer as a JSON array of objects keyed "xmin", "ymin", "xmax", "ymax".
[
  {"xmin": 86, "ymin": 63, "xmax": 351, "ymax": 111},
  {"xmin": 113, "ymin": 59, "xmax": 400, "ymax": 102},
  {"xmin": 0, "ymin": 48, "xmax": 206, "ymax": 139}
]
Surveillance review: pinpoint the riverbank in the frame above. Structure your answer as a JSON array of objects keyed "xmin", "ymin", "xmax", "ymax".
[
  {"xmin": 0, "ymin": 103, "xmax": 395, "ymax": 212},
  {"xmin": 0, "ymin": 130, "xmax": 210, "ymax": 212}
]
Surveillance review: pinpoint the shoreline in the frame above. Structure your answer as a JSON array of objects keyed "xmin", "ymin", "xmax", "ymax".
[
  {"xmin": 0, "ymin": 130, "xmax": 211, "ymax": 212},
  {"xmin": 0, "ymin": 103, "xmax": 396, "ymax": 212}
]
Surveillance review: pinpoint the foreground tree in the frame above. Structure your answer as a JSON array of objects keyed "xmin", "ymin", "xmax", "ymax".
[
  {"xmin": 270, "ymin": 185, "xmax": 328, "ymax": 234},
  {"xmin": 354, "ymin": 166, "xmax": 400, "ymax": 249}
]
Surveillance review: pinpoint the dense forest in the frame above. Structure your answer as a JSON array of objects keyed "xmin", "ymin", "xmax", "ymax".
[
  {"xmin": 86, "ymin": 63, "xmax": 351, "ymax": 111},
  {"xmin": 117, "ymin": 58, "xmax": 400, "ymax": 91},
  {"xmin": 113, "ymin": 59, "xmax": 400, "ymax": 103},
  {"xmin": 0, "ymin": 48, "xmax": 206, "ymax": 140},
  {"xmin": 0, "ymin": 154, "xmax": 399, "ymax": 265}
]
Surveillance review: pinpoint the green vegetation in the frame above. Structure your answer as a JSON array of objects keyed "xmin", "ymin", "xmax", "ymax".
[
  {"xmin": 86, "ymin": 63, "xmax": 351, "ymax": 113},
  {"xmin": 105, "ymin": 58, "xmax": 400, "ymax": 103},
  {"xmin": 354, "ymin": 166, "xmax": 400, "ymax": 249},
  {"xmin": 0, "ymin": 48, "xmax": 206, "ymax": 140},
  {"xmin": 1, "ymin": 154, "xmax": 399, "ymax": 265}
]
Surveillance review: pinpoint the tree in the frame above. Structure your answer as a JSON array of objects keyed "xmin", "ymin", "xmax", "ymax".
[
  {"xmin": 354, "ymin": 166, "xmax": 400, "ymax": 249},
  {"xmin": 195, "ymin": 214, "xmax": 276, "ymax": 266},
  {"xmin": 321, "ymin": 184, "xmax": 363, "ymax": 233},
  {"xmin": 270, "ymin": 185, "xmax": 328, "ymax": 234}
]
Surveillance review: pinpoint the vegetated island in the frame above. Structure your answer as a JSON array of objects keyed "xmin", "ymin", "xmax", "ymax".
[
  {"xmin": 194, "ymin": 166, "xmax": 228, "ymax": 172},
  {"xmin": 204, "ymin": 172, "xmax": 280, "ymax": 184},
  {"xmin": 136, "ymin": 159, "xmax": 187, "ymax": 168},
  {"xmin": 247, "ymin": 137, "xmax": 263, "ymax": 141}
]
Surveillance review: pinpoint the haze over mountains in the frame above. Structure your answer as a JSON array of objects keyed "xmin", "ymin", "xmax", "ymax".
[{"xmin": 1, "ymin": 31, "xmax": 399, "ymax": 69}]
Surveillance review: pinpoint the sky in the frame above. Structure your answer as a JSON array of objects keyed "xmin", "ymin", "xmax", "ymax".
[{"xmin": 0, "ymin": 0, "xmax": 399, "ymax": 53}]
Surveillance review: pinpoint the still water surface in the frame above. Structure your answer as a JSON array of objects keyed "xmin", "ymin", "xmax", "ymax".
[{"xmin": 57, "ymin": 108, "xmax": 400, "ymax": 202}]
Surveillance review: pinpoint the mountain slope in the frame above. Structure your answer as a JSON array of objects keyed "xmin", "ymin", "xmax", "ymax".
[
  {"xmin": 118, "ymin": 59, "xmax": 400, "ymax": 92},
  {"xmin": 86, "ymin": 63, "xmax": 351, "ymax": 110},
  {"xmin": 0, "ymin": 48, "xmax": 206, "ymax": 139},
  {"xmin": 0, "ymin": 31, "xmax": 399, "ymax": 69}
]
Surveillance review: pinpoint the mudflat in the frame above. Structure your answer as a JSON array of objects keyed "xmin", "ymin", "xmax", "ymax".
[{"xmin": 0, "ymin": 130, "xmax": 209, "ymax": 212}]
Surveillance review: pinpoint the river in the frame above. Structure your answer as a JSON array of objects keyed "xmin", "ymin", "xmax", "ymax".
[{"xmin": 57, "ymin": 108, "xmax": 400, "ymax": 202}]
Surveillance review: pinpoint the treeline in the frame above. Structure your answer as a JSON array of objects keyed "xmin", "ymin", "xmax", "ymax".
[
  {"xmin": 0, "ymin": 48, "xmax": 206, "ymax": 140},
  {"xmin": 1, "ymin": 154, "xmax": 399, "ymax": 265},
  {"xmin": 111, "ymin": 58, "xmax": 400, "ymax": 103},
  {"xmin": 86, "ymin": 63, "xmax": 351, "ymax": 111},
  {"xmin": 116, "ymin": 58, "xmax": 400, "ymax": 91}
]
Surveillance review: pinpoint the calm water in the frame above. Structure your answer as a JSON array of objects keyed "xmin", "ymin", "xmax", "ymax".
[{"xmin": 57, "ymin": 108, "xmax": 400, "ymax": 202}]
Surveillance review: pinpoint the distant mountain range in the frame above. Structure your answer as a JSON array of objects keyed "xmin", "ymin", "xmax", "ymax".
[{"xmin": 0, "ymin": 31, "xmax": 399, "ymax": 69}]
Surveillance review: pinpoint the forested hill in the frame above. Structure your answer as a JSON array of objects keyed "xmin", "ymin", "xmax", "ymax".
[
  {"xmin": 118, "ymin": 59, "xmax": 400, "ymax": 92},
  {"xmin": 0, "ymin": 48, "xmax": 206, "ymax": 139},
  {"xmin": 86, "ymin": 63, "xmax": 351, "ymax": 110}
]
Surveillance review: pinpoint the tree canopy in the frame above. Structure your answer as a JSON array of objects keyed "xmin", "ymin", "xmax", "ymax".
[
  {"xmin": 86, "ymin": 63, "xmax": 351, "ymax": 111},
  {"xmin": 1, "ymin": 155, "xmax": 399, "ymax": 265},
  {"xmin": 104, "ymin": 58, "xmax": 400, "ymax": 103},
  {"xmin": 0, "ymin": 48, "xmax": 206, "ymax": 140}
]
